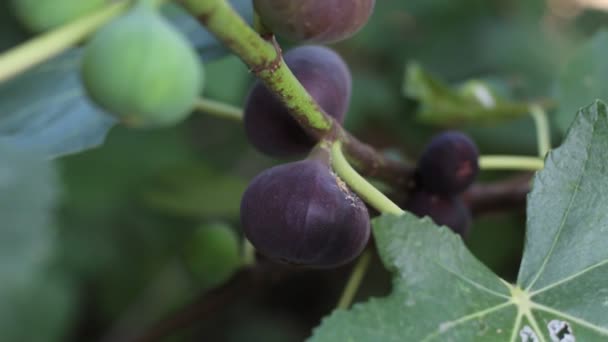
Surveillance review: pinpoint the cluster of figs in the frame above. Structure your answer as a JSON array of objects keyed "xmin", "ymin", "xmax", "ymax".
[
  {"xmin": 9, "ymin": 0, "xmax": 480, "ymax": 268},
  {"xmin": 241, "ymin": 0, "xmax": 479, "ymax": 268}
]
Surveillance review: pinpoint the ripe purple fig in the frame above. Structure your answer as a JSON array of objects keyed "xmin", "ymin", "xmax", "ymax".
[
  {"xmin": 254, "ymin": 0, "xmax": 376, "ymax": 43},
  {"xmin": 240, "ymin": 159, "xmax": 370, "ymax": 268},
  {"xmin": 416, "ymin": 131, "xmax": 479, "ymax": 195},
  {"xmin": 244, "ymin": 45, "xmax": 351, "ymax": 158}
]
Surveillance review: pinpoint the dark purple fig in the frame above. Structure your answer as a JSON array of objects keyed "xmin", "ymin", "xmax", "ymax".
[
  {"xmin": 244, "ymin": 45, "xmax": 351, "ymax": 158},
  {"xmin": 404, "ymin": 190, "xmax": 472, "ymax": 237},
  {"xmin": 416, "ymin": 131, "xmax": 479, "ymax": 195},
  {"xmin": 254, "ymin": 0, "xmax": 375, "ymax": 43},
  {"xmin": 240, "ymin": 159, "xmax": 370, "ymax": 268}
]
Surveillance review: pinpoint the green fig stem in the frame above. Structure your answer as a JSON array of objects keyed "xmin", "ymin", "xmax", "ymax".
[
  {"xmin": 331, "ymin": 139, "xmax": 401, "ymax": 306},
  {"xmin": 479, "ymin": 155, "xmax": 544, "ymax": 171},
  {"xmin": 337, "ymin": 250, "xmax": 372, "ymax": 310},
  {"xmin": 194, "ymin": 98, "xmax": 243, "ymax": 122},
  {"xmin": 179, "ymin": 0, "xmax": 415, "ymax": 188},
  {"xmin": 331, "ymin": 140, "xmax": 402, "ymax": 311},
  {"xmin": 0, "ymin": 1, "xmax": 131, "ymax": 84},
  {"xmin": 242, "ymin": 239, "xmax": 256, "ymax": 266},
  {"xmin": 181, "ymin": 0, "xmax": 331, "ymax": 130},
  {"xmin": 331, "ymin": 141, "xmax": 404, "ymax": 216},
  {"xmin": 529, "ymin": 104, "xmax": 551, "ymax": 157}
]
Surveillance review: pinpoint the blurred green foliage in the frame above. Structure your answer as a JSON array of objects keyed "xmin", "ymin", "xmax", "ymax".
[
  {"xmin": 555, "ymin": 30, "xmax": 608, "ymax": 133},
  {"xmin": 1, "ymin": 0, "xmax": 608, "ymax": 341},
  {"xmin": 184, "ymin": 223, "xmax": 241, "ymax": 289},
  {"xmin": 0, "ymin": 144, "xmax": 73, "ymax": 342}
]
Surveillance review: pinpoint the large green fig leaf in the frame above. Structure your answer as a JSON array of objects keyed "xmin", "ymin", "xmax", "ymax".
[
  {"xmin": 311, "ymin": 101, "xmax": 608, "ymax": 341},
  {"xmin": 0, "ymin": 0, "xmax": 253, "ymax": 159},
  {"xmin": 554, "ymin": 31, "xmax": 608, "ymax": 134}
]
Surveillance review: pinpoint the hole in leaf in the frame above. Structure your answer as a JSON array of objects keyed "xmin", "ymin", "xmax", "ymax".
[
  {"xmin": 520, "ymin": 325, "xmax": 539, "ymax": 342},
  {"xmin": 548, "ymin": 320, "xmax": 575, "ymax": 342}
]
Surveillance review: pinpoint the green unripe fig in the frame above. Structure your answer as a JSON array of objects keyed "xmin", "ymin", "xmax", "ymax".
[
  {"xmin": 81, "ymin": 4, "xmax": 203, "ymax": 128},
  {"xmin": 185, "ymin": 223, "xmax": 241, "ymax": 289},
  {"xmin": 10, "ymin": 0, "xmax": 105, "ymax": 33}
]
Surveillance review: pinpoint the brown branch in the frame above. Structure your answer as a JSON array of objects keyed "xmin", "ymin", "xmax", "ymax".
[
  {"xmin": 463, "ymin": 173, "xmax": 532, "ymax": 216},
  {"xmin": 341, "ymin": 131, "xmax": 415, "ymax": 187},
  {"xmin": 132, "ymin": 268, "xmax": 256, "ymax": 342},
  {"xmin": 130, "ymin": 263, "xmax": 303, "ymax": 342}
]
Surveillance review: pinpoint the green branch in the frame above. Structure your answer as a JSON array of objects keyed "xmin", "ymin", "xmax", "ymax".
[
  {"xmin": 180, "ymin": 0, "xmax": 415, "ymax": 188},
  {"xmin": 529, "ymin": 105, "xmax": 551, "ymax": 157},
  {"xmin": 330, "ymin": 141, "xmax": 403, "ymax": 310},
  {"xmin": 242, "ymin": 239, "xmax": 255, "ymax": 266},
  {"xmin": 181, "ymin": 0, "xmax": 330, "ymax": 131},
  {"xmin": 331, "ymin": 141, "xmax": 404, "ymax": 216},
  {"xmin": 194, "ymin": 98, "xmax": 243, "ymax": 122},
  {"xmin": 480, "ymin": 155, "xmax": 544, "ymax": 171},
  {"xmin": 337, "ymin": 250, "xmax": 372, "ymax": 310},
  {"xmin": 0, "ymin": 1, "xmax": 130, "ymax": 84}
]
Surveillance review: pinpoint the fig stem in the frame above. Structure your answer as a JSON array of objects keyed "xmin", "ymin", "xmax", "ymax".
[
  {"xmin": 529, "ymin": 104, "xmax": 551, "ymax": 157},
  {"xmin": 331, "ymin": 141, "xmax": 404, "ymax": 216},
  {"xmin": 242, "ymin": 239, "xmax": 256, "ymax": 266},
  {"xmin": 479, "ymin": 155, "xmax": 544, "ymax": 171},
  {"xmin": 181, "ymin": 0, "xmax": 331, "ymax": 132},
  {"xmin": 337, "ymin": 250, "xmax": 372, "ymax": 310},
  {"xmin": 194, "ymin": 98, "xmax": 243, "ymax": 122},
  {"xmin": 181, "ymin": 0, "xmax": 415, "ymax": 188},
  {"xmin": 0, "ymin": 0, "xmax": 131, "ymax": 84}
]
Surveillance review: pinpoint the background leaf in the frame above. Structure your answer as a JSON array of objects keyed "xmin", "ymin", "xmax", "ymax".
[
  {"xmin": 142, "ymin": 162, "xmax": 248, "ymax": 219},
  {"xmin": 0, "ymin": 50, "xmax": 115, "ymax": 158},
  {"xmin": 0, "ymin": 144, "xmax": 73, "ymax": 342},
  {"xmin": 162, "ymin": 0, "xmax": 253, "ymax": 59},
  {"xmin": 404, "ymin": 62, "xmax": 534, "ymax": 125},
  {"xmin": 554, "ymin": 30, "xmax": 608, "ymax": 133},
  {"xmin": 0, "ymin": 0, "xmax": 254, "ymax": 159},
  {"xmin": 0, "ymin": 1, "xmax": 28, "ymax": 51}
]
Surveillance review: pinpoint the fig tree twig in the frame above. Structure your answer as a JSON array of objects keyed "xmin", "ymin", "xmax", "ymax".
[
  {"xmin": 132, "ymin": 267, "xmax": 256, "ymax": 342},
  {"xmin": 179, "ymin": 0, "xmax": 415, "ymax": 188},
  {"xmin": 132, "ymin": 263, "xmax": 306, "ymax": 342},
  {"xmin": 463, "ymin": 173, "xmax": 532, "ymax": 216}
]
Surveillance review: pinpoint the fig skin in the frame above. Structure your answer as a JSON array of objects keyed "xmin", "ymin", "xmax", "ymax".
[
  {"xmin": 404, "ymin": 190, "xmax": 472, "ymax": 237},
  {"xmin": 240, "ymin": 159, "xmax": 370, "ymax": 268},
  {"xmin": 416, "ymin": 131, "xmax": 479, "ymax": 195},
  {"xmin": 244, "ymin": 45, "xmax": 351, "ymax": 157},
  {"xmin": 253, "ymin": 0, "xmax": 376, "ymax": 43},
  {"xmin": 81, "ymin": 5, "xmax": 203, "ymax": 128},
  {"xmin": 10, "ymin": 0, "xmax": 105, "ymax": 33}
]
